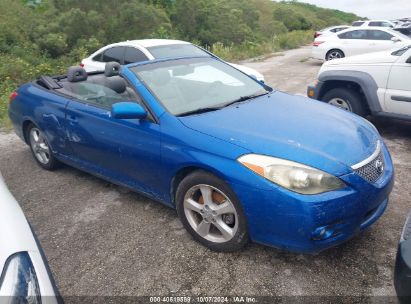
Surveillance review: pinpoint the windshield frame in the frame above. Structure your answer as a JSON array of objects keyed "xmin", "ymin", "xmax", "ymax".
[{"xmin": 129, "ymin": 57, "xmax": 270, "ymax": 117}]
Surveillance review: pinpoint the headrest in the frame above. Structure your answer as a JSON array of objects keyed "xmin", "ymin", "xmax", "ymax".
[
  {"xmin": 67, "ymin": 66, "xmax": 88, "ymax": 82},
  {"xmin": 105, "ymin": 76, "xmax": 126, "ymax": 94},
  {"xmin": 105, "ymin": 62, "xmax": 121, "ymax": 77}
]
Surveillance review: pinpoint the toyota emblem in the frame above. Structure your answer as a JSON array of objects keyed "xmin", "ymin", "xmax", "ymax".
[{"xmin": 375, "ymin": 159, "xmax": 384, "ymax": 173}]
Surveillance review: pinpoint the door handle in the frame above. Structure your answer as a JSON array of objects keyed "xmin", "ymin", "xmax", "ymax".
[{"xmin": 67, "ymin": 115, "xmax": 78, "ymax": 125}]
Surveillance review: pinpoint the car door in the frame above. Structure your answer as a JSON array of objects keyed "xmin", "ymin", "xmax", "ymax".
[
  {"xmin": 63, "ymin": 80, "xmax": 162, "ymax": 197},
  {"xmin": 338, "ymin": 30, "xmax": 370, "ymax": 56},
  {"xmin": 367, "ymin": 30, "xmax": 396, "ymax": 52},
  {"xmin": 385, "ymin": 48, "xmax": 411, "ymax": 116}
]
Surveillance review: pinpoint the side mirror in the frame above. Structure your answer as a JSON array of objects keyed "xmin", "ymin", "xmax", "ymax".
[
  {"xmin": 111, "ymin": 102, "xmax": 147, "ymax": 120},
  {"xmin": 406, "ymin": 56, "xmax": 411, "ymax": 64},
  {"xmin": 391, "ymin": 37, "xmax": 401, "ymax": 43}
]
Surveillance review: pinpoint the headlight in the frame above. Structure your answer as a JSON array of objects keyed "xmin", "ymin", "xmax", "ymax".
[
  {"xmin": 0, "ymin": 252, "xmax": 41, "ymax": 303},
  {"xmin": 238, "ymin": 154, "xmax": 346, "ymax": 194}
]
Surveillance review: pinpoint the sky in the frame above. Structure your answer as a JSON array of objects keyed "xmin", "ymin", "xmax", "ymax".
[{"xmin": 286, "ymin": 0, "xmax": 411, "ymax": 20}]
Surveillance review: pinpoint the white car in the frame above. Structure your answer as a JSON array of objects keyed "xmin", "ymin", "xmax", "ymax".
[
  {"xmin": 307, "ymin": 45, "xmax": 411, "ymax": 120},
  {"xmin": 0, "ymin": 173, "xmax": 60, "ymax": 303},
  {"xmin": 352, "ymin": 20, "xmax": 395, "ymax": 28},
  {"xmin": 81, "ymin": 39, "xmax": 265, "ymax": 82},
  {"xmin": 312, "ymin": 27, "xmax": 410, "ymax": 61},
  {"xmin": 314, "ymin": 25, "xmax": 350, "ymax": 39}
]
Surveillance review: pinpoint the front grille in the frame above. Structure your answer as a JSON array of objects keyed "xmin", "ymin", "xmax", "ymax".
[{"xmin": 352, "ymin": 141, "xmax": 385, "ymax": 184}]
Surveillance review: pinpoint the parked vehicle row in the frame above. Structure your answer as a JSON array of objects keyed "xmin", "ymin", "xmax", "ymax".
[{"xmin": 312, "ymin": 27, "xmax": 410, "ymax": 61}]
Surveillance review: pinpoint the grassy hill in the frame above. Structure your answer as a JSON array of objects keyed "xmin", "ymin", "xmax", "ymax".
[{"xmin": 0, "ymin": 0, "xmax": 361, "ymax": 126}]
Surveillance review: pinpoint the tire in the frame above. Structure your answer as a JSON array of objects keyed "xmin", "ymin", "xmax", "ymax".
[
  {"xmin": 26, "ymin": 123, "xmax": 59, "ymax": 170},
  {"xmin": 326, "ymin": 49, "xmax": 344, "ymax": 61},
  {"xmin": 176, "ymin": 171, "xmax": 249, "ymax": 252},
  {"xmin": 322, "ymin": 87, "xmax": 367, "ymax": 117}
]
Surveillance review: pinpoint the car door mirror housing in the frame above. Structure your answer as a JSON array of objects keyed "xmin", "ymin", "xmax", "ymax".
[
  {"xmin": 111, "ymin": 102, "xmax": 147, "ymax": 119},
  {"xmin": 391, "ymin": 37, "xmax": 401, "ymax": 43},
  {"xmin": 406, "ymin": 56, "xmax": 411, "ymax": 64}
]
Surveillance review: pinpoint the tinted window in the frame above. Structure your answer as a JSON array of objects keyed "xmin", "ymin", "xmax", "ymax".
[
  {"xmin": 382, "ymin": 22, "xmax": 394, "ymax": 28},
  {"xmin": 147, "ymin": 44, "xmax": 209, "ymax": 59},
  {"xmin": 368, "ymin": 30, "xmax": 393, "ymax": 40},
  {"xmin": 352, "ymin": 21, "xmax": 365, "ymax": 26},
  {"xmin": 339, "ymin": 30, "xmax": 368, "ymax": 39},
  {"xmin": 369, "ymin": 21, "xmax": 382, "ymax": 26},
  {"xmin": 102, "ymin": 47, "xmax": 125, "ymax": 63},
  {"xmin": 334, "ymin": 27, "xmax": 348, "ymax": 33},
  {"xmin": 124, "ymin": 47, "xmax": 149, "ymax": 64},
  {"xmin": 92, "ymin": 52, "xmax": 103, "ymax": 62}
]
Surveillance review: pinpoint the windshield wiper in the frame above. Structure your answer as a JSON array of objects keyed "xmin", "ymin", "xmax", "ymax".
[
  {"xmin": 178, "ymin": 106, "xmax": 221, "ymax": 117},
  {"xmin": 177, "ymin": 91, "xmax": 270, "ymax": 117},
  {"xmin": 222, "ymin": 91, "xmax": 269, "ymax": 108}
]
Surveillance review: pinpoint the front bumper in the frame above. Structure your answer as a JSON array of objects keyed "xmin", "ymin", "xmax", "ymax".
[
  {"xmin": 231, "ymin": 143, "xmax": 394, "ymax": 254},
  {"xmin": 394, "ymin": 210, "xmax": 411, "ymax": 302}
]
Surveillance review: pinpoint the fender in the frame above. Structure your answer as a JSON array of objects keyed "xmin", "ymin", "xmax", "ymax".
[{"xmin": 317, "ymin": 70, "xmax": 382, "ymax": 114}]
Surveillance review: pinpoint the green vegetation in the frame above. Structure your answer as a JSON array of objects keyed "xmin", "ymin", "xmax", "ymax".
[{"xmin": 0, "ymin": 0, "xmax": 361, "ymax": 127}]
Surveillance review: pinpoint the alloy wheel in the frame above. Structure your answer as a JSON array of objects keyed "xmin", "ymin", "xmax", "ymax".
[
  {"xmin": 327, "ymin": 51, "xmax": 343, "ymax": 60},
  {"xmin": 183, "ymin": 184, "xmax": 238, "ymax": 243},
  {"xmin": 29, "ymin": 128, "xmax": 50, "ymax": 165}
]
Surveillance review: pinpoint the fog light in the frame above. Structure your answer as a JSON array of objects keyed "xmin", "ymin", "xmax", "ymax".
[{"xmin": 312, "ymin": 225, "xmax": 335, "ymax": 241}]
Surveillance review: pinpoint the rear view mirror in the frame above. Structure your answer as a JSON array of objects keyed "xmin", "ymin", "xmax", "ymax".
[
  {"xmin": 391, "ymin": 37, "xmax": 401, "ymax": 43},
  {"xmin": 111, "ymin": 102, "xmax": 147, "ymax": 120},
  {"xmin": 406, "ymin": 56, "xmax": 411, "ymax": 64}
]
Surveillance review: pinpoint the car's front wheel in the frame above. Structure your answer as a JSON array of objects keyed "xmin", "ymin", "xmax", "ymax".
[
  {"xmin": 27, "ymin": 124, "xmax": 59, "ymax": 170},
  {"xmin": 176, "ymin": 171, "xmax": 249, "ymax": 252}
]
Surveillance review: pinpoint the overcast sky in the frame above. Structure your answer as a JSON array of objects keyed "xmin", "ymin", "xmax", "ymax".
[{"xmin": 289, "ymin": 0, "xmax": 411, "ymax": 20}]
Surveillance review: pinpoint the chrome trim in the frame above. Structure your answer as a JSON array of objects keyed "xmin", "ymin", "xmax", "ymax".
[{"xmin": 351, "ymin": 140, "xmax": 381, "ymax": 170}]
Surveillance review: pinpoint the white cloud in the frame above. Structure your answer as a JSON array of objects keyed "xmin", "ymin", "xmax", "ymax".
[{"xmin": 276, "ymin": 0, "xmax": 411, "ymax": 20}]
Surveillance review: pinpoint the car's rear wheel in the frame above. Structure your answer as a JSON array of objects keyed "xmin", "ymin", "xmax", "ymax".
[
  {"xmin": 326, "ymin": 49, "xmax": 344, "ymax": 61},
  {"xmin": 176, "ymin": 171, "xmax": 249, "ymax": 252},
  {"xmin": 322, "ymin": 88, "xmax": 367, "ymax": 117},
  {"xmin": 27, "ymin": 124, "xmax": 59, "ymax": 170}
]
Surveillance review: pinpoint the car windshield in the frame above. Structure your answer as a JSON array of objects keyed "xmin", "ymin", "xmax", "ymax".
[
  {"xmin": 131, "ymin": 58, "xmax": 268, "ymax": 116},
  {"xmin": 147, "ymin": 44, "xmax": 209, "ymax": 59},
  {"xmin": 391, "ymin": 45, "xmax": 411, "ymax": 56}
]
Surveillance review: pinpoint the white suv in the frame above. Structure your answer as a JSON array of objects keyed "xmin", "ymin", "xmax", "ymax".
[
  {"xmin": 307, "ymin": 45, "xmax": 411, "ymax": 121},
  {"xmin": 81, "ymin": 39, "xmax": 265, "ymax": 82}
]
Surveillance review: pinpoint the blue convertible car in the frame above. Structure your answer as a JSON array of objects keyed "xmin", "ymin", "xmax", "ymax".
[{"xmin": 8, "ymin": 57, "xmax": 394, "ymax": 253}]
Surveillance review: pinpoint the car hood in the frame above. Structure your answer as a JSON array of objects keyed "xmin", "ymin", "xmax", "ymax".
[
  {"xmin": 0, "ymin": 174, "xmax": 39, "ymax": 273},
  {"xmin": 179, "ymin": 91, "xmax": 380, "ymax": 176}
]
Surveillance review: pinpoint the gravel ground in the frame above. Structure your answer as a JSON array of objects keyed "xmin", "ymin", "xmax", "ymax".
[{"xmin": 1, "ymin": 46, "xmax": 410, "ymax": 300}]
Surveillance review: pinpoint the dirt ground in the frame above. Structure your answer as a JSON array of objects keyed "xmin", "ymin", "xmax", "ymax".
[{"xmin": 1, "ymin": 45, "xmax": 410, "ymax": 300}]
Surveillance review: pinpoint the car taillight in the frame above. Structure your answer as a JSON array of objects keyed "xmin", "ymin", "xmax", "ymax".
[
  {"xmin": 314, "ymin": 32, "xmax": 322, "ymax": 38},
  {"xmin": 9, "ymin": 91, "xmax": 18, "ymax": 103},
  {"xmin": 80, "ymin": 63, "xmax": 84, "ymax": 67},
  {"xmin": 313, "ymin": 41, "xmax": 324, "ymax": 47}
]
